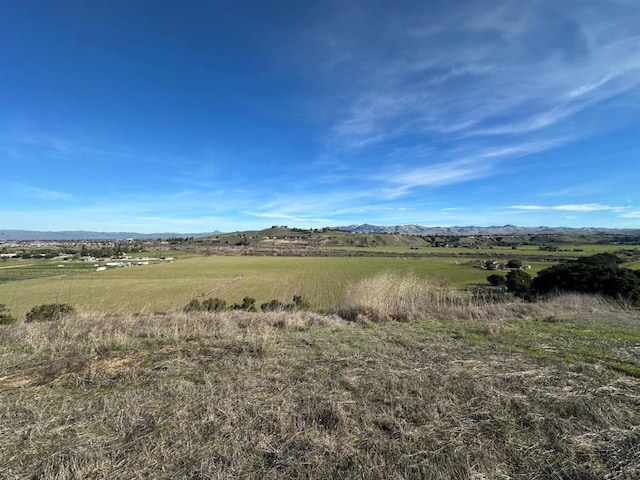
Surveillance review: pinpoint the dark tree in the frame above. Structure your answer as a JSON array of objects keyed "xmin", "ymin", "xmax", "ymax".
[
  {"xmin": 531, "ymin": 262, "xmax": 640, "ymax": 304},
  {"xmin": 506, "ymin": 259, "xmax": 523, "ymax": 269},
  {"xmin": 506, "ymin": 270, "xmax": 532, "ymax": 296},
  {"xmin": 576, "ymin": 252, "xmax": 622, "ymax": 268},
  {"xmin": 487, "ymin": 274, "xmax": 507, "ymax": 287}
]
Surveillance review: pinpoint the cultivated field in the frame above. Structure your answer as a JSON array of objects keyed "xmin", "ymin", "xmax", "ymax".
[
  {"xmin": 2, "ymin": 230, "xmax": 640, "ymax": 322},
  {"xmin": 0, "ymin": 255, "xmax": 527, "ymax": 320}
]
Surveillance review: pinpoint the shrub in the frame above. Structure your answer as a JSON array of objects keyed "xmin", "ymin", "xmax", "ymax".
[
  {"xmin": 0, "ymin": 304, "xmax": 17, "ymax": 325},
  {"xmin": 25, "ymin": 303, "xmax": 76, "ymax": 322},
  {"xmin": 201, "ymin": 298, "xmax": 227, "ymax": 312},
  {"xmin": 487, "ymin": 274, "xmax": 507, "ymax": 287},
  {"xmin": 232, "ymin": 297, "xmax": 257, "ymax": 311},
  {"xmin": 261, "ymin": 299, "xmax": 285, "ymax": 312},
  {"xmin": 183, "ymin": 298, "xmax": 202, "ymax": 313},
  {"xmin": 289, "ymin": 295, "xmax": 310, "ymax": 311},
  {"xmin": 576, "ymin": 252, "xmax": 622, "ymax": 268}
]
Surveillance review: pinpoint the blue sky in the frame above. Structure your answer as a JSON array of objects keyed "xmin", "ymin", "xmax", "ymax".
[{"xmin": 1, "ymin": 0, "xmax": 639, "ymax": 233}]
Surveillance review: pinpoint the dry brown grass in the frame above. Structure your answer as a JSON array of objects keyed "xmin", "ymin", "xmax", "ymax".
[
  {"xmin": 335, "ymin": 273, "xmax": 634, "ymax": 325},
  {"xmin": 1, "ymin": 284, "xmax": 639, "ymax": 478}
]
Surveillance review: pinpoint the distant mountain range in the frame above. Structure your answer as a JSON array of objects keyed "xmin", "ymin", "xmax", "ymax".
[
  {"xmin": 0, "ymin": 230, "xmax": 221, "ymax": 241},
  {"xmin": 332, "ymin": 224, "xmax": 640, "ymax": 235},
  {"xmin": 2, "ymin": 224, "xmax": 639, "ymax": 241}
]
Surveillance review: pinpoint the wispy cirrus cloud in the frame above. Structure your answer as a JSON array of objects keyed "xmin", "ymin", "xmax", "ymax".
[
  {"xmin": 509, "ymin": 204, "xmax": 628, "ymax": 212},
  {"xmin": 13, "ymin": 183, "xmax": 72, "ymax": 201},
  {"xmin": 376, "ymin": 136, "xmax": 571, "ymax": 196},
  {"xmin": 244, "ymin": 211, "xmax": 333, "ymax": 225},
  {"xmin": 315, "ymin": 0, "xmax": 640, "ymax": 151},
  {"xmin": 0, "ymin": 127, "xmax": 165, "ymax": 164}
]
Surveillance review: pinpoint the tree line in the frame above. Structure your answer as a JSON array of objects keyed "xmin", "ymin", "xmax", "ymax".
[{"xmin": 488, "ymin": 253, "xmax": 640, "ymax": 305}]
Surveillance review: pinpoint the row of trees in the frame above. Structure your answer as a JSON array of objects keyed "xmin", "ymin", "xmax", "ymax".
[{"xmin": 488, "ymin": 253, "xmax": 640, "ymax": 305}]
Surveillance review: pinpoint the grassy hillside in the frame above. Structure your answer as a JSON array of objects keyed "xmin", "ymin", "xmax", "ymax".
[
  {"xmin": 197, "ymin": 227, "xmax": 431, "ymax": 248},
  {"xmin": 1, "ymin": 292, "xmax": 639, "ymax": 479}
]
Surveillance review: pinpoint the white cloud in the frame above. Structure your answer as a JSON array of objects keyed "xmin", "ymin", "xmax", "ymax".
[
  {"xmin": 509, "ymin": 204, "xmax": 628, "ymax": 212},
  {"xmin": 385, "ymin": 159, "xmax": 494, "ymax": 189},
  {"xmin": 621, "ymin": 210, "xmax": 640, "ymax": 218},
  {"xmin": 317, "ymin": 1, "xmax": 640, "ymax": 149},
  {"xmin": 245, "ymin": 211, "xmax": 333, "ymax": 224}
]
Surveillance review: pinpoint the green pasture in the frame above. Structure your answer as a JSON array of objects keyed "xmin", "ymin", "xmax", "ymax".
[
  {"xmin": 0, "ymin": 254, "xmax": 543, "ymax": 320},
  {"xmin": 0, "ymin": 260, "xmax": 96, "ymax": 283},
  {"xmin": 328, "ymin": 243, "xmax": 637, "ymax": 258},
  {"xmin": 4, "ymin": 245, "xmax": 635, "ymax": 320}
]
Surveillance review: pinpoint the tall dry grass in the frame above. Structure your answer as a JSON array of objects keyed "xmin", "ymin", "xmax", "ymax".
[
  {"xmin": 335, "ymin": 272, "xmax": 633, "ymax": 324},
  {"xmin": 1, "ymin": 307, "xmax": 639, "ymax": 479},
  {"xmin": 0, "ymin": 309, "xmax": 340, "ymax": 358}
]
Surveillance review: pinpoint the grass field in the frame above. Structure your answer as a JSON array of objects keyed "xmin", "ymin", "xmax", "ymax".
[
  {"xmin": 1, "ymin": 243, "xmax": 638, "ymax": 320},
  {"xmin": 1, "ymin": 255, "xmax": 518, "ymax": 319},
  {"xmin": 328, "ymin": 243, "xmax": 639, "ymax": 258}
]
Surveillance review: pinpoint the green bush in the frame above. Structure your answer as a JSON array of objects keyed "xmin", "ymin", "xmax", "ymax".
[
  {"xmin": 290, "ymin": 295, "xmax": 310, "ymax": 310},
  {"xmin": 232, "ymin": 297, "xmax": 257, "ymax": 311},
  {"xmin": 201, "ymin": 297, "xmax": 227, "ymax": 312},
  {"xmin": 25, "ymin": 303, "xmax": 76, "ymax": 322},
  {"xmin": 260, "ymin": 299, "xmax": 285, "ymax": 312},
  {"xmin": 0, "ymin": 304, "xmax": 17, "ymax": 325},
  {"xmin": 487, "ymin": 274, "xmax": 507, "ymax": 287},
  {"xmin": 183, "ymin": 298, "xmax": 202, "ymax": 313}
]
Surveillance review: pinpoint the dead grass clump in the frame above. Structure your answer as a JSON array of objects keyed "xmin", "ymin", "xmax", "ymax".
[
  {"xmin": 335, "ymin": 273, "xmax": 472, "ymax": 322},
  {"xmin": 335, "ymin": 274, "xmax": 635, "ymax": 326},
  {"xmin": 0, "ymin": 310, "xmax": 341, "ymax": 359}
]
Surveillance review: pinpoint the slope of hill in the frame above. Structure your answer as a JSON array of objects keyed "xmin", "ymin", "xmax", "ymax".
[{"xmin": 1, "ymin": 297, "xmax": 638, "ymax": 478}]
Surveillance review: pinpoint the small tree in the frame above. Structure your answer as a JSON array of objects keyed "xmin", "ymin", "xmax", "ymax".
[
  {"xmin": 26, "ymin": 303, "xmax": 76, "ymax": 322},
  {"xmin": 506, "ymin": 259, "xmax": 522, "ymax": 269},
  {"xmin": 506, "ymin": 270, "xmax": 532, "ymax": 297}
]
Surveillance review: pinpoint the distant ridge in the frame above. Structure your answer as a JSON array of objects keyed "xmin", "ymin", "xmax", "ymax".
[
  {"xmin": 0, "ymin": 230, "xmax": 222, "ymax": 241},
  {"xmin": 332, "ymin": 224, "xmax": 640, "ymax": 235}
]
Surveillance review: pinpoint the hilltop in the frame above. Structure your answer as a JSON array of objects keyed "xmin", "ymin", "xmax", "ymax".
[{"xmin": 188, "ymin": 225, "xmax": 640, "ymax": 253}]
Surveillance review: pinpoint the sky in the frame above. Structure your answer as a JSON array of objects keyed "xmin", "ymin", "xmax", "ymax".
[{"xmin": 1, "ymin": 0, "xmax": 639, "ymax": 233}]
